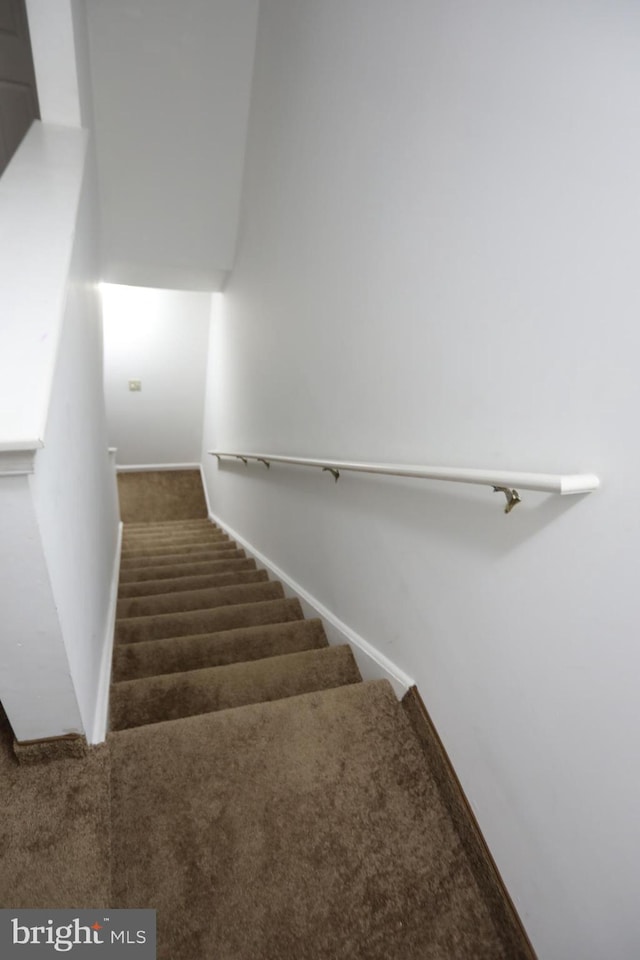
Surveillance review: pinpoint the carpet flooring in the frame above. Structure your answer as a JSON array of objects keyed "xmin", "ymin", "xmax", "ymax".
[
  {"xmin": 0, "ymin": 705, "xmax": 111, "ymax": 909},
  {"xmin": 0, "ymin": 470, "xmax": 535, "ymax": 959},
  {"xmin": 116, "ymin": 468, "xmax": 208, "ymax": 523}
]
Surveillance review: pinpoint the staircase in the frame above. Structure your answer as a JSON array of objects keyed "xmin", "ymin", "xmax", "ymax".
[
  {"xmin": 108, "ymin": 474, "xmax": 535, "ymax": 960},
  {"xmin": 111, "ymin": 517, "xmax": 360, "ymax": 731}
]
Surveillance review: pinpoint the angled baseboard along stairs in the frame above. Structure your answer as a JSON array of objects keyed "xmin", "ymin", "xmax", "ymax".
[{"xmin": 103, "ymin": 469, "xmax": 536, "ymax": 959}]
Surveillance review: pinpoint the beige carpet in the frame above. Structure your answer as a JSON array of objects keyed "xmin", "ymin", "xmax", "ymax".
[
  {"xmin": 0, "ymin": 470, "xmax": 535, "ymax": 959},
  {"xmin": 117, "ymin": 469, "xmax": 208, "ymax": 522},
  {"xmin": 0, "ymin": 705, "xmax": 111, "ymax": 909},
  {"xmin": 110, "ymin": 681, "xmax": 515, "ymax": 960}
]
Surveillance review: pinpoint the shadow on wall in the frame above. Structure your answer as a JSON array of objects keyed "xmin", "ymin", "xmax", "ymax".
[{"xmin": 213, "ymin": 458, "xmax": 593, "ymax": 560}]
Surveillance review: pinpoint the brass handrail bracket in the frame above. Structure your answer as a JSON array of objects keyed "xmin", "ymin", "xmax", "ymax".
[
  {"xmin": 322, "ymin": 467, "xmax": 340, "ymax": 483},
  {"xmin": 493, "ymin": 486, "xmax": 521, "ymax": 514}
]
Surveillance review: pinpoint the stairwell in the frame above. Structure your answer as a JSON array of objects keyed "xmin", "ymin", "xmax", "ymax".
[{"xmin": 105, "ymin": 470, "xmax": 535, "ymax": 959}]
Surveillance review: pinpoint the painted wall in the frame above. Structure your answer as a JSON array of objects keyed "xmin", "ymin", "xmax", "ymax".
[
  {"xmin": 0, "ymin": 124, "xmax": 88, "ymax": 445},
  {"xmin": 0, "ymin": 474, "xmax": 84, "ymax": 741},
  {"xmin": 26, "ymin": 0, "xmax": 95, "ymax": 130},
  {"xmin": 0, "ymin": 125, "xmax": 118, "ymax": 742},
  {"xmin": 85, "ymin": 0, "xmax": 259, "ymax": 291},
  {"xmin": 102, "ymin": 285, "xmax": 212, "ymax": 466},
  {"xmin": 69, "ymin": 0, "xmax": 96, "ymax": 130},
  {"xmin": 0, "ymin": 1, "xmax": 119, "ymax": 742},
  {"xmin": 30, "ymin": 149, "xmax": 120, "ymax": 742},
  {"xmin": 26, "ymin": 0, "xmax": 82, "ymax": 126},
  {"xmin": 201, "ymin": 2, "xmax": 640, "ymax": 958}
]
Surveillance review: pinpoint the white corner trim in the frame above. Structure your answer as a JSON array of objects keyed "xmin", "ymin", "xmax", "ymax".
[
  {"xmin": 0, "ymin": 440, "xmax": 44, "ymax": 476},
  {"xmin": 200, "ymin": 463, "xmax": 213, "ymax": 516},
  {"xmin": 116, "ymin": 462, "xmax": 202, "ymax": 473},
  {"xmin": 90, "ymin": 520, "xmax": 123, "ymax": 744},
  {"xmin": 208, "ymin": 510, "xmax": 414, "ymax": 698}
]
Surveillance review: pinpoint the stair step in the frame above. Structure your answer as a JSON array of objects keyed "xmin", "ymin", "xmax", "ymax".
[
  {"xmin": 110, "ymin": 645, "xmax": 361, "ymax": 731},
  {"xmin": 123, "ymin": 519, "xmax": 220, "ymax": 533},
  {"xmin": 121, "ymin": 539, "xmax": 232, "ymax": 559},
  {"xmin": 118, "ymin": 568, "xmax": 267, "ymax": 599},
  {"xmin": 120, "ymin": 545, "xmax": 240, "ymax": 569},
  {"xmin": 121, "ymin": 538, "xmax": 229, "ymax": 554},
  {"xmin": 115, "ymin": 597, "xmax": 305, "ymax": 644},
  {"xmin": 123, "ymin": 520, "xmax": 225, "ymax": 537},
  {"xmin": 116, "ymin": 580, "xmax": 283, "ymax": 620},
  {"xmin": 124, "ymin": 519, "xmax": 214, "ymax": 531},
  {"xmin": 117, "ymin": 554, "xmax": 251, "ymax": 584},
  {"xmin": 122, "ymin": 531, "xmax": 230, "ymax": 549},
  {"xmin": 113, "ymin": 618, "xmax": 329, "ymax": 681},
  {"xmin": 109, "ymin": 680, "xmax": 514, "ymax": 959}
]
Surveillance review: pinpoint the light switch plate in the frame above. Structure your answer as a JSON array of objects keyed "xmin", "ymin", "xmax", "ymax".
[{"xmin": 129, "ymin": 380, "xmax": 142, "ymax": 391}]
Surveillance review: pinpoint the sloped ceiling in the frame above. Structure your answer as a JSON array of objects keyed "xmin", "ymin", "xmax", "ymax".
[{"xmin": 86, "ymin": 0, "xmax": 259, "ymax": 291}]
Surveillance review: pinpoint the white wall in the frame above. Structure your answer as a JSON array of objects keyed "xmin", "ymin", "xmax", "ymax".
[
  {"xmin": 103, "ymin": 285, "xmax": 212, "ymax": 466},
  {"xmin": 26, "ymin": 0, "xmax": 82, "ymax": 127},
  {"xmin": 201, "ymin": 3, "xmax": 640, "ymax": 958},
  {"xmin": 0, "ymin": 475, "xmax": 84, "ymax": 741},
  {"xmin": 69, "ymin": 0, "xmax": 96, "ymax": 130},
  {"xmin": 0, "ymin": 128, "xmax": 118, "ymax": 742},
  {"xmin": 0, "ymin": 124, "xmax": 87, "ymax": 445},
  {"xmin": 0, "ymin": 3, "xmax": 120, "ymax": 742},
  {"xmin": 30, "ymin": 149, "xmax": 120, "ymax": 741},
  {"xmin": 85, "ymin": 0, "xmax": 259, "ymax": 291}
]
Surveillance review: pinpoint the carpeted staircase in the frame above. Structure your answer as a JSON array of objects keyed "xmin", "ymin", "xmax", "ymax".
[
  {"xmin": 107, "ymin": 473, "xmax": 535, "ymax": 960},
  {"xmin": 111, "ymin": 518, "xmax": 360, "ymax": 731}
]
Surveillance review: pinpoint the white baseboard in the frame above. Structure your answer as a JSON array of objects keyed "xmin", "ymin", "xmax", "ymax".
[
  {"xmin": 200, "ymin": 463, "xmax": 213, "ymax": 516},
  {"xmin": 116, "ymin": 463, "xmax": 201, "ymax": 473},
  {"xmin": 208, "ymin": 510, "xmax": 414, "ymax": 698},
  {"xmin": 90, "ymin": 520, "xmax": 123, "ymax": 744}
]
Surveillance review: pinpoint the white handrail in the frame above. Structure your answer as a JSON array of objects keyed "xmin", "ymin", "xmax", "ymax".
[{"xmin": 209, "ymin": 450, "xmax": 600, "ymax": 513}]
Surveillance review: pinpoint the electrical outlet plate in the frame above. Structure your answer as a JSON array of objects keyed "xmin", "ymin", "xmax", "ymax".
[{"xmin": 129, "ymin": 380, "xmax": 142, "ymax": 391}]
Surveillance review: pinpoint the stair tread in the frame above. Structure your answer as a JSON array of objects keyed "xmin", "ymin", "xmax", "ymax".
[
  {"xmin": 124, "ymin": 519, "xmax": 214, "ymax": 530},
  {"xmin": 120, "ymin": 545, "xmax": 241, "ymax": 568},
  {"xmin": 122, "ymin": 531, "xmax": 231, "ymax": 546},
  {"xmin": 118, "ymin": 553, "xmax": 250, "ymax": 583},
  {"xmin": 121, "ymin": 540, "xmax": 230, "ymax": 553},
  {"xmin": 116, "ymin": 580, "xmax": 283, "ymax": 619},
  {"xmin": 123, "ymin": 522, "xmax": 220, "ymax": 536},
  {"xmin": 109, "ymin": 679, "xmax": 513, "ymax": 959},
  {"xmin": 115, "ymin": 597, "xmax": 305, "ymax": 644},
  {"xmin": 110, "ymin": 645, "xmax": 361, "ymax": 731},
  {"xmin": 118, "ymin": 568, "xmax": 267, "ymax": 599},
  {"xmin": 123, "ymin": 521, "xmax": 222, "ymax": 532},
  {"xmin": 120, "ymin": 543, "xmax": 237, "ymax": 564},
  {"xmin": 113, "ymin": 618, "xmax": 328, "ymax": 681}
]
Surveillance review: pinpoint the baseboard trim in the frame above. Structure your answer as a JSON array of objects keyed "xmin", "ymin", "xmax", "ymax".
[
  {"xmin": 90, "ymin": 519, "xmax": 123, "ymax": 744},
  {"xmin": 402, "ymin": 686, "xmax": 538, "ymax": 960},
  {"xmin": 208, "ymin": 510, "xmax": 414, "ymax": 696},
  {"xmin": 200, "ymin": 463, "xmax": 213, "ymax": 516},
  {"xmin": 116, "ymin": 463, "xmax": 201, "ymax": 473}
]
